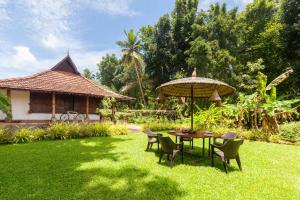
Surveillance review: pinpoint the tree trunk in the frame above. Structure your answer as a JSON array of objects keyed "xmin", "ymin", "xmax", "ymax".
[
  {"xmin": 133, "ymin": 62, "xmax": 146, "ymax": 105},
  {"xmin": 251, "ymin": 111, "xmax": 258, "ymax": 130},
  {"xmin": 238, "ymin": 114, "xmax": 243, "ymax": 128}
]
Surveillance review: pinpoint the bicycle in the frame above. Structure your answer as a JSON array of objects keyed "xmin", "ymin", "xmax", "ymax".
[{"xmin": 60, "ymin": 111, "xmax": 87, "ymax": 122}]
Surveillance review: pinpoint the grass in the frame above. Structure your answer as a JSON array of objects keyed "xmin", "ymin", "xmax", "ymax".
[{"xmin": 0, "ymin": 134, "xmax": 299, "ymax": 200}]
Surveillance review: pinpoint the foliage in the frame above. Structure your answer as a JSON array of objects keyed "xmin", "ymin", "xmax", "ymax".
[
  {"xmin": 14, "ymin": 128, "xmax": 35, "ymax": 143},
  {"xmin": 110, "ymin": 124, "xmax": 129, "ymax": 136},
  {"xmin": 279, "ymin": 122, "xmax": 300, "ymax": 142},
  {"xmin": 100, "ymin": 97, "xmax": 116, "ymax": 109},
  {"xmin": 83, "ymin": 68, "xmax": 95, "ymax": 80},
  {"xmin": 193, "ymin": 104, "xmax": 234, "ymax": 130},
  {"xmin": 117, "ymin": 29, "xmax": 146, "ymax": 105},
  {"xmin": 0, "ymin": 91, "xmax": 11, "ymax": 120},
  {"xmin": 211, "ymin": 126, "xmax": 271, "ymax": 141},
  {"xmin": 279, "ymin": 0, "xmax": 300, "ymax": 96},
  {"xmin": 143, "ymin": 121, "xmax": 183, "ymax": 131},
  {"xmin": 75, "ymin": 0, "xmax": 300, "ymax": 109},
  {"xmin": 96, "ymin": 54, "xmax": 123, "ymax": 91},
  {"xmin": 0, "ymin": 128, "xmax": 14, "ymax": 144},
  {"xmin": 233, "ymin": 59, "xmax": 265, "ymax": 93},
  {"xmin": 225, "ymin": 72, "xmax": 299, "ymax": 133},
  {"xmin": 0, "ymin": 122, "xmax": 129, "ymax": 145}
]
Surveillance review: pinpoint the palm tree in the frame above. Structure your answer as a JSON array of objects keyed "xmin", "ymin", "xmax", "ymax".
[{"xmin": 116, "ymin": 30, "xmax": 146, "ymax": 105}]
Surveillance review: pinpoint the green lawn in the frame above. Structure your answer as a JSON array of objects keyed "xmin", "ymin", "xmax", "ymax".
[{"xmin": 0, "ymin": 134, "xmax": 299, "ymax": 200}]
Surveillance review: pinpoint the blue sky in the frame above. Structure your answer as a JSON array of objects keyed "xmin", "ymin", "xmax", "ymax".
[{"xmin": 0, "ymin": 0, "xmax": 252, "ymax": 78}]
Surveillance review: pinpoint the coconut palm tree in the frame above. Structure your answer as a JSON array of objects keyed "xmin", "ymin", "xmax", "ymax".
[{"xmin": 116, "ymin": 30, "xmax": 146, "ymax": 105}]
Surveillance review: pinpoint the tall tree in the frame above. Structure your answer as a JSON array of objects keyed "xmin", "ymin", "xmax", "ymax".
[
  {"xmin": 279, "ymin": 0, "xmax": 300, "ymax": 96},
  {"xmin": 83, "ymin": 68, "xmax": 95, "ymax": 80},
  {"xmin": 96, "ymin": 54, "xmax": 122, "ymax": 91},
  {"xmin": 116, "ymin": 30, "xmax": 146, "ymax": 105},
  {"xmin": 171, "ymin": 0, "xmax": 198, "ymax": 74},
  {"xmin": 239, "ymin": 0, "xmax": 281, "ymax": 77},
  {"xmin": 141, "ymin": 14, "xmax": 174, "ymax": 86},
  {"xmin": 187, "ymin": 3, "xmax": 240, "ymax": 83}
]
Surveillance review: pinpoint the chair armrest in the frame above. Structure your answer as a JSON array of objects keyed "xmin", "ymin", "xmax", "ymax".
[
  {"xmin": 147, "ymin": 133, "xmax": 158, "ymax": 137},
  {"xmin": 211, "ymin": 143, "xmax": 224, "ymax": 151}
]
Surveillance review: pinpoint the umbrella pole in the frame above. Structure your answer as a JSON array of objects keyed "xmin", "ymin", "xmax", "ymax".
[{"xmin": 191, "ymin": 85, "xmax": 194, "ymax": 130}]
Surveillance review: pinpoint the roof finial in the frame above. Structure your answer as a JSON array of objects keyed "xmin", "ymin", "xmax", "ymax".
[
  {"xmin": 67, "ymin": 48, "xmax": 70, "ymax": 56},
  {"xmin": 192, "ymin": 68, "xmax": 197, "ymax": 77}
]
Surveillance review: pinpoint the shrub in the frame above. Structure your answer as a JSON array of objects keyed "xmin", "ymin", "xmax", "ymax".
[
  {"xmin": 211, "ymin": 127, "xmax": 270, "ymax": 141},
  {"xmin": 143, "ymin": 121, "xmax": 184, "ymax": 131},
  {"xmin": 0, "ymin": 122, "xmax": 130, "ymax": 145},
  {"xmin": 46, "ymin": 123, "xmax": 69, "ymax": 140},
  {"xmin": 14, "ymin": 128, "xmax": 35, "ymax": 143},
  {"xmin": 0, "ymin": 128, "xmax": 15, "ymax": 144},
  {"xmin": 268, "ymin": 135, "xmax": 280, "ymax": 143},
  {"xmin": 279, "ymin": 122, "xmax": 300, "ymax": 142},
  {"xmin": 109, "ymin": 124, "xmax": 129, "ymax": 136},
  {"xmin": 92, "ymin": 122, "xmax": 111, "ymax": 136},
  {"xmin": 32, "ymin": 128, "xmax": 47, "ymax": 141},
  {"xmin": 67, "ymin": 123, "xmax": 81, "ymax": 138}
]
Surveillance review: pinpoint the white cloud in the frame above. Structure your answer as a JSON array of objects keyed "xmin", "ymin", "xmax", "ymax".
[
  {"xmin": 71, "ymin": 49, "xmax": 119, "ymax": 72},
  {"xmin": 0, "ymin": 45, "xmax": 117, "ymax": 78},
  {"xmin": 0, "ymin": 0, "xmax": 9, "ymax": 21},
  {"xmin": 0, "ymin": 46, "xmax": 44, "ymax": 74},
  {"xmin": 22, "ymin": 0, "xmax": 138, "ymax": 50},
  {"xmin": 78, "ymin": 0, "xmax": 139, "ymax": 16},
  {"xmin": 23, "ymin": 0, "xmax": 80, "ymax": 50},
  {"xmin": 12, "ymin": 46, "xmax": 37, "ymax": 65}
]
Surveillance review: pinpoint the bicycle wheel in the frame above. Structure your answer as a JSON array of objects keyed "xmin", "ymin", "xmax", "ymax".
[
  {"xmin": 75, "ymin": 114, "xmax": 85, "ymax": 122},
  {"xmin": 60, "ymin": 114, "xmax": 69, "ymax": 122}
]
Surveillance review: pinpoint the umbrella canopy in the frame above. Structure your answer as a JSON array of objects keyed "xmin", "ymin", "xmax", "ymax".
[
  {"xmin": 156, "ymin": 76, "xmax": 235, "ymax": 97},
  {"xmin": 156, "ymin": 68, "xmax": 235, "ymax": 130}
]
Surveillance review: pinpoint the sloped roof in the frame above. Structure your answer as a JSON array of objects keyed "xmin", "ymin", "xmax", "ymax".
[{"xmin": 0, "ymin": 55, "xmax": 133, "ymax": 101}]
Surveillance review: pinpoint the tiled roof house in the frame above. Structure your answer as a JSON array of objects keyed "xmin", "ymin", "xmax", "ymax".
[{"xmin": 0, "ymin": 55, "xmax": 132, "ymax": 122}]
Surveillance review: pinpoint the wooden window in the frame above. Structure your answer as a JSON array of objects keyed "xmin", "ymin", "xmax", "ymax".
[
  {"xmin": 29, "ymin": 92, "xmax": 52, "ymax": 113},
  {"xmin": 30, "ymin": 92, "xmax": 101, "ymax": 114}
]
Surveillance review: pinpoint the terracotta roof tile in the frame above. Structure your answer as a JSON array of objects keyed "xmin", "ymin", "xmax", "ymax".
[{"xmin": 0, "ymin": 56, "xmax": 133, "ymax": 101}]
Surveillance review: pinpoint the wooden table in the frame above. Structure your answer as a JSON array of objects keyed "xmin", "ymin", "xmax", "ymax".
[{"xmin": 168, "ymin": 131, "xmax": 222, "ymax": 157}]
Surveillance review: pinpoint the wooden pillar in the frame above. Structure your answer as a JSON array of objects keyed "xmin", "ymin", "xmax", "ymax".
[
  {"xmin": 86, "ymin": 96, "xmax": 89, "ymax": 120},
  {"xmin": 6, "ymin": 89, "xmax": 11, "ymax": 98},
  {"xmin": 51, "ymin": 93, "xmax": 56, "ymax": 119},
  {"xmin": 111, "ymin": 103, "xmax": 116, "ymax": 124},
  {"xmin": 191, "ymin": 85, "xmax": 194, "ymax": 130}
]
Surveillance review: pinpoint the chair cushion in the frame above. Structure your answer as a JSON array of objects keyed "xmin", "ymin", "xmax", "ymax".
[
  {"xmin": 215, "ymin": 151, "xmax": 225, "ymax": 160},
  {"xmin": 173, "ymin": 149, "xmax": 181, "ymax": 157},
  {"xmin": 148, "ymin": 138, "xmax": 158, "ymax": 143}
]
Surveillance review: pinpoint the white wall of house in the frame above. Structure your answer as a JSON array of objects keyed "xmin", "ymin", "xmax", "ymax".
[
  {"xmin": 0, "ymin": 89, "xmax": 7, "ymax": 120},
  {"xmin": 0, "ymin": 89, "xmax": 100, "ymax": 121}
]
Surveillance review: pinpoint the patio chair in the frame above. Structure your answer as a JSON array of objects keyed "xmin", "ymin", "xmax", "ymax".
[
  {"xmin": 158, "ymin": 136, "xmax": 183, "ymax": 167},
  {"xmin": 144, "ymin": 129, "xmax": 162, "ymax": 152},
  {"xmin": 180, "ymin": 128, "xmax": 194, "ymax": 149},
  {"xmin": 211, "ymin": 138, "xmax": 244, "ymax": 173},
  {"xmin": 213, "ymin": 132, "xmax": 237, "ymax": 146}
]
